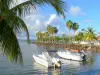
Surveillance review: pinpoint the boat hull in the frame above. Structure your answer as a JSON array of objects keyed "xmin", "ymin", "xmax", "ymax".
[
  {"xmin": 33, "ymin": 55, "xmax": 53, "ymax": 67},
  {"xmin": 57, "ymin": 51, "xmax": 84, "ymax": 61}
]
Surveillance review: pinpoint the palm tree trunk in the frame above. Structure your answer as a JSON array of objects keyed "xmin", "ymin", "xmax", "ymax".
[
  {"xmin": 73, "ymin": 30, "xmax": 76, "ymax": 40},
  {"xmin": 74, "ymin": 30, "xmax": 76, "ymax": 36}
]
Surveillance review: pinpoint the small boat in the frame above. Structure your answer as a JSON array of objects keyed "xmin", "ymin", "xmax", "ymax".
[
  {"xmin": 33, "ymin": 51, "xmax": 61, "ymax": 68},
  {"xmin": 57, "ymin": 49, "xmax": 87, "ymax": 61}
]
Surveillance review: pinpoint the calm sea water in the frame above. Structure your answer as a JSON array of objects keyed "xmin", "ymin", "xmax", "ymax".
[{"xmin": 0, "ymin": 41, "xmax": 100, "ymax": 75}]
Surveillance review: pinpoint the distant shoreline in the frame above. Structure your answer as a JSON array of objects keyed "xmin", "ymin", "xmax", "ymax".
[{"xmin": 32, "ymin": 42, "xmax": 100, "ymax": 51}]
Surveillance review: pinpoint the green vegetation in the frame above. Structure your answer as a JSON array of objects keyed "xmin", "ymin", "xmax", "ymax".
[
  {"xmin": 75, "ymin": 27, "xmax": 96, "ymax": 41},
  {"xmin": 74, "ymin": 32, "xmax": 84, "ymax": 41},
  {"xmin": 66, "ymin": 20, "xmax": 79, "ymax": 38},
  {"xmin": 0, "ymin": 0, "xmax": 66, "ymax": 63},
  {"xmin": 36, "ymin": 25, "xmax": 69, "ymax": 43},
  {"xmin": 36, "ymin": 20, "xmax": 97, "ymax": 44},
  {"xmin": 65, "ymin": 20, "xmax": 96, "ymax": 42},
  {"xmin": 72, "ymin": 22, "xmax": 79, "ymax": 36},
  {"xmin": 66, "ymin": 20, "xmax": 73, "ymax": 36}
]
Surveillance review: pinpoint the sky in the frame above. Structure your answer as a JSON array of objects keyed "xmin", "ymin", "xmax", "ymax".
[{"xmin": 18, "ymin": 0, "xmax": 100, "ymax": 39}]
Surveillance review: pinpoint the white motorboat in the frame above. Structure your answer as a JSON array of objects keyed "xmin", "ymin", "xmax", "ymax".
[
  {"xmin": 57, "ymin": 49, "xmax": 87, "ymax": 61},
  {"xmin": 33, "ymin": 51, "xmax": 61, "ymax": 68}
]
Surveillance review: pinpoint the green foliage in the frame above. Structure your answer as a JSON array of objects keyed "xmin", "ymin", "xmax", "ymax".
[
  {"xmin": 62, "ymin": 34, "xmax": 68, "ymax": 41},
  {"xmin": 47, "ymin": 25, "xmax": 52, "ymax": 34},
  {"xmin": 72, "ymin": 22, "xmax": 79, "ymax": 36},
  {"xmin": 74, "ymin": 27, "xmax": 96, "ymax": 42},
  {"xmin": 72, "ymin": 23, "xmax": 79, "ymax": 31},
  {"xmin": 66, "ymin": 20, "xmax": 79, "ymax": 40},
  {"xmin": 47, "ymin": 25, "xmax": 58, "ymax": 35},
  {"xmin": 74, "ymin": 32, "xmax": 84, "ymax": 41},
  {"xmin": 66, "ymin": 20, "xmax": 73, "ymax": 36},
  {"xmin": 66, "ymin": 20, "xmax": 73, "ymax": 31},
  {"xmin": 0, "ymin": 19, "xmax": 23, "ymax": 63},
  {"xmin": 53, "ymin": 27, "xmax": 58, "ymax": 34},
  {"xmin": 84, "ymin": 27, "xmax": 96, "ymax": 41},
  {"xmin": 36, "ymin": 26, "xmax": 69, "ymax": 43},
  {"xmin": 62, "ymin": 34, "xmax": 66, "ymax": 38}
]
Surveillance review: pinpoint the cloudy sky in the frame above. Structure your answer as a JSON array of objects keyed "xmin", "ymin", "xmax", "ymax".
[{"xmin": 18, "ymin": 0, "xmax": 100, "ymax": 39}]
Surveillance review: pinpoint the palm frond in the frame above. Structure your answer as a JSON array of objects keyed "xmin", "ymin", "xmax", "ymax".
[
  {"xmin": 0, "ymin": 0, "xmax": 14, "ymax": 10},
  {"xmin": 11, "ymin": 0, "xmax": 36, "ymax": 17},
  {"xmin": 11, "ymin": 0, "xmax": 66, "ymax": 18},
  {"xmin": 31, "ymin": 0, "xmax": 66, "ymax": 18},
  {"xmin": 3, "ymin": 11, "xmax": 30, "ymax": 43},
  {"xmin": 0, "ymin": 19, "xmax": 23, "ymax": 63}
]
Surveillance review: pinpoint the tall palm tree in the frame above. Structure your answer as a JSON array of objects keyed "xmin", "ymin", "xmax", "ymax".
[
  {"xmin": 51, "ymin": 27, "xmax": 55, "ymax": 36},
  {"xmin": 43, "ymin": 32, "xmax": 49, "ymax": 42},
  {"xmin": 47, "ymin": 25, "xmax": 57, "ymax": 36},
  {"xmin": 0, "ymin": 0, "xmax": 66, "ymax": 63},
  {"xmin": 66, "ymin": 20, "xmax": 73, "ymax": 36},
  {"xmin": 72, "ymin": 22, "xmax": 79, "ymax": 36},
  {"xmin": 54, "ymin": 27, "xmax": 58, "ymax": 35},
  {"xmin": 36, "ymin": 31, "xmax": 41, "ymax": 42},
  {"xmin": 53, "ymin": 27, "xmax": 58, "ymax": 43},
  {"xmin": 44, "ymin": 32, "xmax": 49, "ymax": 38},
  {"xmin": 47, "ymin": 25, "xmax": 52, "ymax": 35}
]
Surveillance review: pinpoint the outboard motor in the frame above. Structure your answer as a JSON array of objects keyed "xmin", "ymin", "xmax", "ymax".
[
  {"xmin": 82, "ymin": 55, "xmax": 86, "ymax": 60},
  {"xmin": 81, "ymin": 50, "xmax": 86, "ymax": 55},
  {"xmin": 81, "ymin": 50, "xmax": 87, "ymax": 60},
  {"xmin": 52, "ymin": 58, "xmax": 61, "ymax": 68}
]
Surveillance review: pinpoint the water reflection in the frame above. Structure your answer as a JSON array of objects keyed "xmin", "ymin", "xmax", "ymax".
[{"xmin": 33, "ymin": 61, "xmax": 61, "ymax": 75}]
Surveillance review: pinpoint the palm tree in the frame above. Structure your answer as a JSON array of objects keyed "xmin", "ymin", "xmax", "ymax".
[
  {"xmin": 72, "ymin": 22, "xmax": 79, "ymax": 36},
  {"xmin": 84, "ymin": 27, "xmax": 96, "ymax": 42},
  {"xmin": 44, "ymin": 32, "xmax": 49, "ymax": 42},
  {"xmin": 54, "ymin": 27, "xmax": 58, "ymax": 35},
  {"xmin": 47, "ymin": 25, "xmax": 52, "ymax": 35},
  {"xmin": 36, "ymin": 31, "xmax": 42, "ymax": 42},
  {"xmin": 0, "ymin": 0, "xmax": 66, "ymax": 63},
  {"xmin": 53, "ymin": 27, "xmax": 58, "ymax": 43},
  {"xmin": 47, "ymin": 25, "xmax": 58, "ymax": 36},
  {"xmin": 74, "ymin": 32, "xmax": 84, "ymax": 41},
  {"xmin": 62, "ymin": 34, "xmax": 66, "ymax": 42},
  {"xmin": 51, "ymin": 27, "xmax": 55, "ymax": 36},
  {"xmin": 66, "ymin": 20, "xmax": 73, "ymax": 37}
]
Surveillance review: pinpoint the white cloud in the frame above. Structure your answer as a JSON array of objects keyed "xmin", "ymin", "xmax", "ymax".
[
  {"xmin": 46, "ymin": 14, "xmax": 57, "ymax": 25},
  {"xmin": 57, "ymin": 26, "xmax": 60, "ymax": 29},
  {"xmin": 35, "ymin": 20, "xmax": 40, "ymax": 25},
  {"xmin": 23, "ymin": 10, "xmax": 47, "ymax": 32},
  {"xmin": 19, "ymin": 11, "xmax": 66, "ymax": 39},
  {"xmin": 33, "ymin": 20, "xmax": 47, "ymax": 31},
  {"xmin": 61, "ymin": 32, "xmax": 66, "ymax": 34},
  {"xmin": 69, "ymin": 5, "xmax": 86, "ymax": 16}
]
